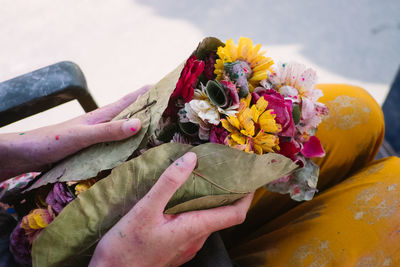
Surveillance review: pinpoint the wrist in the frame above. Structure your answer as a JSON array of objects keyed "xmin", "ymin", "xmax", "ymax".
[
  {"xmin": 89, "ymin": 239, "xmax": 129, "ymax": 267},
  {"xmin": 0, "ymin": 133, "xmax": 20, "ymax": 181},
  {"xmin": 0, "ymin": 132, "xmax": 42, "ymax": 181}
]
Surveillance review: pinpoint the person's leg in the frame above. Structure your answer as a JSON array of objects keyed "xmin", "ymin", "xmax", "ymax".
[
  {"xmin": 230, "ymin": 156, "xmax": 400, "ymax": 266},
  {"xmin": 223, "ymin": 84, "xmax": 384, "ymax": 248},
  {"xmin": 312, "ymin": 84, "xmax": 385, "ymax": 189}
]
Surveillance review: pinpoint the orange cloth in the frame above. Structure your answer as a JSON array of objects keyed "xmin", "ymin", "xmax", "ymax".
[{"xmin": 227, "ymin": 84, "xmax": 399, "ymax": 265}]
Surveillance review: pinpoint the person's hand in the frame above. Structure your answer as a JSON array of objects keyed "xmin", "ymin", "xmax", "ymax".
[
  {"xmin": 0, "ymin": 85, "xmax": 151, "ymax": 181},
  {"xmin": 89, "ymin": 152, "xmax": 254, "ymax": 267}
]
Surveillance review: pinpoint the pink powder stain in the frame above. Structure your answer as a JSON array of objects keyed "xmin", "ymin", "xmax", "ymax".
[
  {"xmin": 55, "ymin": 135, "xmax": 60, "ymax": 140},
  {"xmin": 130, "ymin": 127, "xmax": 136, "ymax": 132}
]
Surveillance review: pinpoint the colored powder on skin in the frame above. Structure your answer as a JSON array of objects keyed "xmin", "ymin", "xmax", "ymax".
[
  {"xmin": 294, "ymin": 188, "xmax": 300, "ymax": 194},
  {"xmin": 130, "ymin": 127, "xmax": 135, "ymax": 132},
  {"xmin": 55, "ymin": 135, "xmax": 60, "ymax": 140},
  {"xmin": 19, "ymin": 133, "xmax": 25, "ymax": 135}
]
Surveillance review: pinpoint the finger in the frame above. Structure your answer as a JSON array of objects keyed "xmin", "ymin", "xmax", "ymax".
[
  {"xmin": 184, "ymin": 193, "xmax": 254, "ymax": 235},
  {"xmin": 143, "ymin": 152, "xmax": 197, "ymax": 212},
  {"xmin": 86, "ymin": 85, "xmax": 152, "ymax": 123},
  {"xmin": 79, "ymin": 118, "xmax": 142, "ymax": 146}
]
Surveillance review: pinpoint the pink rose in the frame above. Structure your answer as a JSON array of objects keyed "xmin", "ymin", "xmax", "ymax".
[{"xmin": 253, "ymin": 89, "xmax": 295, "ymax": 137}]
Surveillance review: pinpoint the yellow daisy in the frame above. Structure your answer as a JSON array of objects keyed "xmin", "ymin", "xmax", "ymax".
[
  {"xmin": 221, "ymin": 95, "xmax": 281, "ymax": 154},
  {"xmin": 214, "ymin": 37, "xmax": 274, "ymax": 92}
]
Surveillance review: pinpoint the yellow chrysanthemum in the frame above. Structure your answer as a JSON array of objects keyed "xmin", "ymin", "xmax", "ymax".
[
  {"xmin": 214, "ymin": 37, "xmax": 274, "ymax": 92},
  {"xmin": 21, "ymin": 206, "xmax": 54, "ymax": 232},
  {"xmin": 221, "ymin": 95, "xmax": 281, "ymax": 154},
  {"xmin": 75, "ymin": 178, "xmax": 97, "ymax": 195}
]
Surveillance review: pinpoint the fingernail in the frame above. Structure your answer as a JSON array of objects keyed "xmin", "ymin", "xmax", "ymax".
[
  {"xmin": 176, "ymin": 152, "xmax": 197, "ymax": 167},
  {"xmin": 122, "ymin": 118, "xmax": 141, "ymax": 135}
]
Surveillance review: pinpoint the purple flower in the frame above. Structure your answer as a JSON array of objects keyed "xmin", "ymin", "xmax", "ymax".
[
  {"xmin": 46, "ymin": 183, "xmax": 74, "ymax": 214},
  {"xmin": 209, "ymin": 126, "xmax": 229, "ymax": 144},
  {"xmin": 9, "ymin": 223, "xmax": 32, "ymax": 266}
]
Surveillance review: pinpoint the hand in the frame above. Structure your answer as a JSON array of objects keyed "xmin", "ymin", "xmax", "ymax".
[
  {"xmin": 89, "ymin": 152, "xmax": 254, "ymax": 267},
  {"xmin": 0, "ymin": 85, "xmax": 151, "ymax": 181}
]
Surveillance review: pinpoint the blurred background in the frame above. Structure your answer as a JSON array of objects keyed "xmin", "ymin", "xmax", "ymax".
[{"xmin": 1, "ymin": 0, "xmax": 399, "ymax": 133}]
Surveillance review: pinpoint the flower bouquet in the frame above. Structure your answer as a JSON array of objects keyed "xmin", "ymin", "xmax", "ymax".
[{"xmin": 5, "ymin": 37, "xmax": 328, "ymax": 267}]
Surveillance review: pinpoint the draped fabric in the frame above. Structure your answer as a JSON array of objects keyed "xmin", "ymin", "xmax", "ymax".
[{"xmin": 226, "ymin": 84, "xmax": 400, "ymax": 266}]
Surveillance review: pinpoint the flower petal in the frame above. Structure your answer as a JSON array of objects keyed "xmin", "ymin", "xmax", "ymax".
[{"xmin": 301, "ymin": 136, "xmax": 325, "ymax": 158}]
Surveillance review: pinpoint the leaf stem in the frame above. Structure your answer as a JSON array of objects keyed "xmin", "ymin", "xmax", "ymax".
[
  {"xmin": 192, "ymin": 170, "xmax": 249, "ymax": 194},
  {"xmin": 126, "ymin": 100, "xmax": 157, "ymax": 119}
]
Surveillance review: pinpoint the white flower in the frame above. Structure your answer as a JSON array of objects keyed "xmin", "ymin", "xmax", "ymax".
[
  {"xmin": 186, "ymin": 99, "xmax": 220, "ymax": 125},
  {"xmin": 279, "ymin": 85, "xmax": 298, "ymax": 98},
  {"xmin": 217, "ymin": 105, "xmax": 239, "ymax": 117},
  {"xmin": 171, "ymin": 133, "xmax": 190, "ymax": 144},
  {"xmin": 268, "ymin": 62, "xmax": 318, "ymax": 100},
  {"xmin": 183, "ymin": 101, "xmax": 213, "ymax": 140},
  {"xmin": 297, "ymin": 97, "xmax": 328, "ymax": 135}
]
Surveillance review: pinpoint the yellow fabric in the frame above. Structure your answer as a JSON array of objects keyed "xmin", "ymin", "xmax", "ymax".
[{"xmin": 225, "ymin": 84, "xmax": 398, "ymax": 265}]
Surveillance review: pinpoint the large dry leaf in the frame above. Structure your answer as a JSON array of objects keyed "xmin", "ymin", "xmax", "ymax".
[
  {"xmin": 26, "ymin": 62, "xmax": 185, "ymax": 190},
  {"xmin": 26, "ymin": 92, "xmax": 150, "ymax": 190},
  {"xmin": 26, "ymin": 37, "xmax": 223, "ymax": 190},
  {"xmin": 32, "ymin": 143, "xmax": 297, "ymax": 267}
]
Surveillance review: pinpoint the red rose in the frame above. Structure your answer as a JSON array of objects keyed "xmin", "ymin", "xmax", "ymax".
[
  {"xmin": 164, "ymin": 55, "xmax": 205, "ymax": 117},
  {"xmin": 278, "ymin": 137, "xmax": 301, "ymax": 160}
]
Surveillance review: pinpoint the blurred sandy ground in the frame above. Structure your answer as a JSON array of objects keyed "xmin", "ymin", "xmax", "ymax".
[{"xmin": 1, "ymin": 0, "xmax": 399, "ymax": 133}]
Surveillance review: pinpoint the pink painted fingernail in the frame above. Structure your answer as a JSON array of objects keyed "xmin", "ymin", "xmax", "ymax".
[{"xmin": 122, "ymin": 118, "xmax": 141, "ymax": 135}]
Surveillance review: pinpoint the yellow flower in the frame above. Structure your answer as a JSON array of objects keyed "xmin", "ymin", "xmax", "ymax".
[
  {"xmin": 214, "ymin": 37, "xmax": 274, "ymax": 92},
  {"xmin": 20, "ymin": 206, "xmax": 55, "ymax": 243},
  {"xmin": 75, "ymin": 178, "xmax": 97, "ymax": 195},
  {"xmin": 221, "ymin": 95, "xmax": 281, "ymax": 154},
  {"xmin": 21, "ymin": 208, "xmax": 53, "ymax": 230}
]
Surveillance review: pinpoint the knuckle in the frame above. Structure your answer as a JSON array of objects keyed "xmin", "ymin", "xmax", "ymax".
[
  {"xmin": 234, "ymin": 209, "xmax": 246, "ymax": 224},
  {"xmin": 225, "ymin": 208, "xmax": 246, "ymax": 226},
  {"xmin": 186, "ymin": 223, "xmax": 202, "ymax": 238},
  {"xmin": 75, "ymin": 126, "xmax": 93, "ymax": 147},
  {"xmin": 103, "ymin": 123, "xmax": 114, "ymax": 136},
  {"xmin": 161, "ymin": 172, "xmax": 180, "ymax": 189},
  {"xmin": 102, "ymin": 123, "xmax": 125, "ymax": 140}
]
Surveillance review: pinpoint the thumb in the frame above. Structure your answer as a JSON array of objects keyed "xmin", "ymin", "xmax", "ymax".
[{"xmin": 81, "ymin": 118, "xmax": 142, "ymax": 144}]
